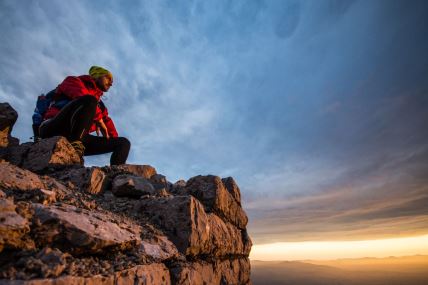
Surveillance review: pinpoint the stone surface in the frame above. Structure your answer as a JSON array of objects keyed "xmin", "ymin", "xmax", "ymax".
[
  {"xmin": 140, "ymin": 234, "xmax": 179, "ymax": 261},
  {"xmin": 106, "ymin": 164, "xmax": 157, "ymax": 179},
  {"xmin": 21, "ymin": 137, "xmax": 82, "ymax": 172},
  {"xmin": 32, "ymin": 203, "xmax": 142, "ymax": 254},
  {"xmin": 55, "ymin": 167, "xmax": 108, "ymax": 195},
  {"xmin": 0, "ymin": 198, "xmax": 31, "ymax": 252},
  {"xmin": 0, "ymin": 143, "xmax": 32, "ymax": 167},
  {"xmin": 221, "ymin": 177, "xmax": 241, "ymax": 205},
  {"xmin": 1, "ymin": 263, "xmax": 171, "ymax": 285},
  {"xmin": 0, "ymin": 103, "xmax": 19, "ymax": 148},
  {"xmin": 185, "ymin": 175, "xmax": 248, "ymax": 229},
  {"xmin": 138, "ymin": 195, "xmax": 250, "ymax": 257},
  {"xmin": 170, "ymin": 258, "xmax": 251, "ymax": 285},
  {"xmin": 112, "ymin": 174, "xmax": 156, "ymax": 198},
  {"xmin": 0, "ymin": 162, "xmax": 64, "ymax": 204}
]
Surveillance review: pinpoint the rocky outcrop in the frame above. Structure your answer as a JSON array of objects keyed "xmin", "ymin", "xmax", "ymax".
[
  {"xmin": 0, "ymin": 103, "xmax": 19, "ymax": 148},
  {"xmin": 0, "ymin": 103, "xmax": 252, "ymax": 284}
]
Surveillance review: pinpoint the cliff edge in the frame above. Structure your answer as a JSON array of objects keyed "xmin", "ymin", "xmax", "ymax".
[{"xmin": 0, "ymin": 102, "xmax": 252, "ymax": 285}]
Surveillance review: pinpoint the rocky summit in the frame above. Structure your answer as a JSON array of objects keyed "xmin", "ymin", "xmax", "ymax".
[{"xmin": 0, "ymin": 103, "xmax": 252, "ymax": 285}]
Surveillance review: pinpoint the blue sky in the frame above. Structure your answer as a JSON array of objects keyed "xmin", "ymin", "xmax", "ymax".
[{"xmin": 1, "ymin": 0, "xmax": 428, "ymax": 244}]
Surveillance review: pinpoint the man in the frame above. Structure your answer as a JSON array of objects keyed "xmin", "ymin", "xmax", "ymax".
[{"xmin": 38, "ymin": 66, "xmax": 130, "ymax": 165}]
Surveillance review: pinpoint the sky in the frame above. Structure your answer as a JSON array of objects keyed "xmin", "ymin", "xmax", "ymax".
[{"xmin": 1, "ymin": 0, "xmax": 428, "ymax": 259}]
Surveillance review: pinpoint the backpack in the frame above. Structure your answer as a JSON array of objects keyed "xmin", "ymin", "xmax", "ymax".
[{"xmin": 32, "ymin": 89, "xmax": 57, "ymax": 126}]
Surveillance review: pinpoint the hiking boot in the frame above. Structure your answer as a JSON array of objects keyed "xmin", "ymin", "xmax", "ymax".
[{"xmin": 70, "ymin": 140, "xmax": 85, "ymax": 160}]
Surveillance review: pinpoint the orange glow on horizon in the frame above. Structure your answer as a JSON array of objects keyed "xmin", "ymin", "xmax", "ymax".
[{"xmin": 250, "ymin": 234, "xmax": 428, "ymax": 261}]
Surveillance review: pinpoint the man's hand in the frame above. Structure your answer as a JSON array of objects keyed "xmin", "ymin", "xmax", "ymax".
[{"xmin": 95, "ymin": 119, "xmax": 110, "ymax": 139}]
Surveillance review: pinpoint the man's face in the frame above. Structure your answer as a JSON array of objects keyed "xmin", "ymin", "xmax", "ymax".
[{"xmin": 96, "ymin": 74, "xmax": 113, "ymax": 92}]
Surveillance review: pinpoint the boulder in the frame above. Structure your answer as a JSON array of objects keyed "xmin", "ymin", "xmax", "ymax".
[
  {"xmin": 185, "ymin": 175, "xmax": 248, "ymax": 229},
  {"xmin": 0, "ymin": 142, "xmax": 32, "ymax": 167},
  {"xmin": 0, "ymin": 162, "xmax": 64, "ymax": 204},
  {"xmin": 32, "ymin": 203, "xmax": 142, "ymax": 254},
  {"xmin": 140, "ymin": 234, "xmax": 179, "ymax": 261},
  {"xmin": 112, "ymin": 174, "xmax": 157, "ymax": 198},
  {"xmin": 106, "ymin": 164, "xmax": 157, "ymax": 179},
  {"xmin": 54, "ymin": 167, "xmax": 108, "ymax": 195},
  {"xmin": 222, "ymin": 177, "xmax": 241, "ymax": 205},
  {"xmin": 21, "ymin": 137, "xmax": 82, "ymax": 172},
  {"xmin": 138, "ymin": 195, "xmax": 250, "ymax": 257},
  {"xmin": 0, "ymin": 102, "xmax": 19, "ymax": 148},
  {"xmin": 0, "ymin": 197, "xmax": 31, "ymax": 252},
  {"xmin": 149, "ymin": 174, "xmax": 172, "ymax": 191},
  {"xmin": 170, "ymin": 258, "xmax": 251, "ymax": 285}
]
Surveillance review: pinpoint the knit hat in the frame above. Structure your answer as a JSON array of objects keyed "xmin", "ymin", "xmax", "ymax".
[{"xmin": 89, "ymin": 66, "xmax": 113, "ymax": 80}]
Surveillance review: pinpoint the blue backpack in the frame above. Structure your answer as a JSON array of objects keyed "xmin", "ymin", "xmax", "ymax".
[{"xmin": 32, "ymin": 89, "xmax": 57, "ymax": 126}]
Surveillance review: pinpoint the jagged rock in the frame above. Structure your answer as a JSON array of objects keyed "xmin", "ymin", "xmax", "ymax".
[
  {"xmin": 0, "ymin": 197, "xmax": 31, "ymax": 252},
  {"xmin": 20, "ymin": 137, "xmax": 82, "ymax": 172},
  {"xmin": 185, "ymin": 175, "xmax": 248, "ymax": 229},
  {"xmin": 0, "ymin": 143, "xmax": 32, "ymax": 167},
  {"xmin": 140, "ymin": 234, "xmax": 179, "ymax": 261},
  {"xmin": 138, "ymin": 195, "xmax": 250, "ymax": 257},
  {"xmin": 32, "ymin": 203, "xmax": 142, "ymax": 254},
  {"xmin": 0, "ymin": 162, "xmax": 65, "ymax": 204},
  {"xmin": 106, "ymin": 164, "xmax": 157, "ymax": 179},
  {"xmin": 1, "ymin": 263, "xmax": 171, "ymax": 285},
  {"xmin": 112, "ymin": 174, "xmax": 157, "ymax": 198},
  {"xmin": 171, "ymin": 180, "xmax": 186, "ymax": 194},
  {"xmin": 0, "ymin": 103, "xmax": 19, "ymax": 148},
  {"xmin": 0, "ymin": 161, "xmax": 46, "ymax": 191},
  {"xmin": 0, "ymin": 102, "xmax": 252, "ymax": 284},
  {"xmin": 54, "ymin": 167, "xmax": 108, "ymax": 195},
  {"xmin": 221, "ymin": 177, "xmax": 241, "ymax": 205},
  {"xmin": 149, "ymin": 174, "xmax": 172, "ymax": 191},
  {"xmin": 170, "ymin": 258, "xmax": 251, "ymax": 285}
]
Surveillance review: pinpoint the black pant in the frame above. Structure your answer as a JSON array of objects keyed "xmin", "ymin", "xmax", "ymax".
[{"xmin": 39, "ymin": 95, "xmax": 130, "ymax": 165}]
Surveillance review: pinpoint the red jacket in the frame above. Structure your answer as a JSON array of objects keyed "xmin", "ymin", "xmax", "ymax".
[{"xmin": 44, "ymin": 75, "xmax": 118, "ymax": 138}]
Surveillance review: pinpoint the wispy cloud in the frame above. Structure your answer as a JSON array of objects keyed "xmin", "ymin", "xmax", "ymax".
[{"xmin": 1, "ymin": 0, "xmax": 428, "ymax": 244}]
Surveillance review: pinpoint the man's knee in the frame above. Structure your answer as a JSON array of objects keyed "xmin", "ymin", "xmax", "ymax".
[
  {"xmin": 118, "ymin": 137, "xmax": 131, "ymax": 150},
  {"xmin": 77, "ymin": 95, "xmax": 98, "ymax": 108}
]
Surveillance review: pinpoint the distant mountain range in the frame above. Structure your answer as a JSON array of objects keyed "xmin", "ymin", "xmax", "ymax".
[{"xmin": 251, "ymin": 255, "xmax": 428, "ymax": 285}]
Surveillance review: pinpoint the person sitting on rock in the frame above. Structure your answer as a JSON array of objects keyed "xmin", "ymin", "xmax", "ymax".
[{"xmin": 37, "ymin": 66, "xmax": 130, "ymax": 165}]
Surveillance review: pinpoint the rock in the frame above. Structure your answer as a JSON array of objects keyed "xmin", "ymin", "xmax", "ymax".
[
  {"xmin": 170, "ymin": 258, "xmax": 251, "ymax": 285},
  {"xmin": 112, "ymin": 174, "xmax": 157, "ymax": 198},
  {"xmin": 21, "ymin": 137, "xmax": 82, "ymax": 172},
  {"xmin": 0, "ymin": 161, "xmax": 46, "ymax": 191},
  {"xmin": 149, "ymin": 174, "xmax": 172, "ymax": 191},
  {"xmin": 171, "ymin": 180, "xmax": 186, "ymax": 195},
  {"xmin": 0, "ymin": 162, "xmax": 64, "ymax": 204},
  {"xmin": 185, "ymin": 175, "xmax": 248, "ymax": 229},
  {"xmin": 0, "ymin": 197, "xmax": 31, "ymax": 252},
  {"xmin": 0, "ymin": 103, "xmax": 19, "ymax": 148},
  {"xmin": 54, "ymin": 167, "xmax": 108, "ymax": 195},
  {"xmin": 0, "ymin": 142, "xmax": 32, "ymax": 167},
  {"xmin": 106, "ymin": 164, "xmax": 157, "ymax": 179},
  {"xmin": 221, "ymin": 177, "xmax": 241, "ymax": 205},
  {"xmin": 32, "ymin": 203, "xmax": 142, "ymax": 254},
  {"xmin": 140, "ymin": 234, "xmax": 179, "ymax": 261},
  {"xmin": 138, "ymin": 195, "xmax": 250, "ymax": 257},
  {"xmin": 115, "ymin": 263, "xmax": 171, "ymax": 285},
  {"xmin": 0, "ymin": 263, "xmax": 171, "ymax": 285}
]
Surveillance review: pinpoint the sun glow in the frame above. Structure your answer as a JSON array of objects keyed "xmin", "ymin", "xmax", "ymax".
[{"xmin": 250, "ymin": 234, "xmax": 428, "ymax": 261}]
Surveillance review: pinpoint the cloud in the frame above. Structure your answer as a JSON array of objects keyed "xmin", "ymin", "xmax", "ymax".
[{"xmin": 1, "ymin": 0, "xmax": 428, "ymax": 244}]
